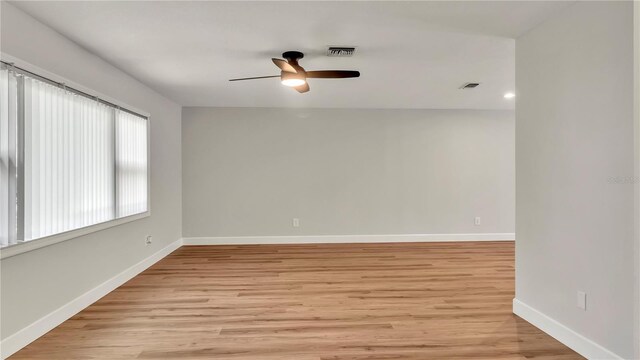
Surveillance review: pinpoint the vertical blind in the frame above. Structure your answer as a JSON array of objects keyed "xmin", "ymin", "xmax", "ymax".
[
  {"xmin": 0, "ymin": 63, "xmax": 148, "ymax": 247},
  {"xmin": 0, "ymin": 65, "xmax": 18, "ymax": 247},
  {"xmin": 116, "ymin": 111, "xmax": 148, "ymax": 218}
]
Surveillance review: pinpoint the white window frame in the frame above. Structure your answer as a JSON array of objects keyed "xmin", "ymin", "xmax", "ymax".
[{"xmin": 0, "ymin": 54, "xmax": 151, "ymax": 260}]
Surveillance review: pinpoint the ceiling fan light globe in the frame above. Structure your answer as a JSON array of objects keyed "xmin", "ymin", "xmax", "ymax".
[
  {"xmin": 280, "ymin": 71, "xmax": 306, "ymax": 87},
  {"xmin": 281, "ymin": 78, "xmax": 306, "ymax": 87}
]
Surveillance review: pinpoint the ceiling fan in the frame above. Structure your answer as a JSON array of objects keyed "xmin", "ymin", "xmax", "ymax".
[{"xmin": 229, "ymin": 51, "xmax": 360, "ymax": 93}]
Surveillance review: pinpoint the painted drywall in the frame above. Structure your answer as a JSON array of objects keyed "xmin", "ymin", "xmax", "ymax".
[
  {"xmin": 516, "ymin": 1, "xmax": 635, "ymax": 358},
  {"xmin": 182, "ymin": 107, "xmax": 514, "ymax": 237},
  {"xmin": 0, "ymin": 3, "xmax": 182, "ymax": 340},
  {"xmin": 635, "ymin": 2, "xmax": 640, "ymax": 358}
]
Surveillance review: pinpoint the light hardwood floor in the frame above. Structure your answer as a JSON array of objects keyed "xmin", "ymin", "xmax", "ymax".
[{"xmin": 11, "ymin": 242, "xmax": 583, "ymax": 359}]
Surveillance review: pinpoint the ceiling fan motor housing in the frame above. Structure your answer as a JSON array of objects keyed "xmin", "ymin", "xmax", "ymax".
[
  {"xmin": 282, "ymin": 51, "xmax": 304, "ymax": 61},
  {"xmin": 281, "ymin": 71, "xmax": 305, "ymax": 82}
]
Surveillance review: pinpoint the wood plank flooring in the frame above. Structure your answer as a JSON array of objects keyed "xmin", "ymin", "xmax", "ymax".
[{"xmin": 10, "ymin": 242, "xmax": 583, "ymax": 359}]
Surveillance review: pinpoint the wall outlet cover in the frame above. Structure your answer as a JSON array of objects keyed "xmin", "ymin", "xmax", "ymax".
[{"xmin": 577, "ymin": 291, "xmax": 586, "ymax": 310}]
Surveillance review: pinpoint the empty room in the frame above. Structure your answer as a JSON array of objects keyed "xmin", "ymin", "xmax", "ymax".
[{"xmin": 1, "ymin": 1, "xmax": 638, "ymax": 359}]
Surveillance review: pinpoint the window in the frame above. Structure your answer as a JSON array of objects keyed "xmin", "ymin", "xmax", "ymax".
[{"xmin": 0, "ymin": 62, "xmax": 148, "ymax": 249}]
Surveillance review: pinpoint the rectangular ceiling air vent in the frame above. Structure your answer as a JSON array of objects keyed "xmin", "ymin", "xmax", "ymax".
[
  {"xmin": 460, "ymin": 82, "xmax": 480, "ymax": 89},
  {"xmin": 327, "ymin": 46, "xmax": 356, "ymax": 57}
]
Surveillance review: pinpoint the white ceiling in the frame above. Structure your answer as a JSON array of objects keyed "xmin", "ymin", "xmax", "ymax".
[{"xmin": 12, "ymin": 1, "xmax": 574, "ymax": 110}]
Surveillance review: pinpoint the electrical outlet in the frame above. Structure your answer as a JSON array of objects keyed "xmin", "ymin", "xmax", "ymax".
[
  {"xmin": 474, "ymin": 217, "xmax": 481, "ymax": 226},
  {"xmin": 145, "ymin": 235, "xmax": 153, "ymax": 246},
  {"xmin": 292, "ymin": 218, "xmax": 300, "ymax": 227},
  {"xmin": 577, "ymin": 291, "xmax": 586, "ymax": 310}
]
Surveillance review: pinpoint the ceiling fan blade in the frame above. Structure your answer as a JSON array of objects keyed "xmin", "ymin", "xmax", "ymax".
[
  {"xmin": 294, "ymin": 82, "xmax": 310, "ymax": 93},
  {"xmin": 306, "ymin": 70, "xmax": 360, "ymax": 79},
  {"xmin": 272, "ymin": 58, "xmax": 297, "ymax": 73},
  {"xmin": 229, "ymin": 75, "xmax": 280, "ymax": 81}
]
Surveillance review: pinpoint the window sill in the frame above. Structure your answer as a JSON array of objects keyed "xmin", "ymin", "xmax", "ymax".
[{"xmin": 0, "ymin": 212, "xmax": 150, "ymax": 260}]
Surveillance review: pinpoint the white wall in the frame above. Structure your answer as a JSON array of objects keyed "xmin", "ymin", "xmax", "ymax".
[
  {"xmin": 633, "ymin": 1, "xmax": 640, "ymax": 359},
  {"xmin": 0, "ymin": 2, "xmax": 182, "ymax": 341},
  {"xmin": 182, "ymin": 107, "xmax": 514, "ymax": 238},
  {"xmin": 516, "ymin": 1, "xmax": 635, "ymax": 358},
  {"xmin": 635, "ymin": 3, "xmax": 640, "ymax": 358}
]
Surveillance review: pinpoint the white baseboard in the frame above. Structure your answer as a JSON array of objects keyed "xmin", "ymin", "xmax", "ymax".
[
  {"xmin": 0, "ymin": 238, "xmax": 183, "ymax": 360},
  {"xmin": 183, "ymin": 233, "xmax": 515, "ymax": 245},
  {"xmin": 512, "ymin": 298, "xmax": 623, "ymax": 360}
]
